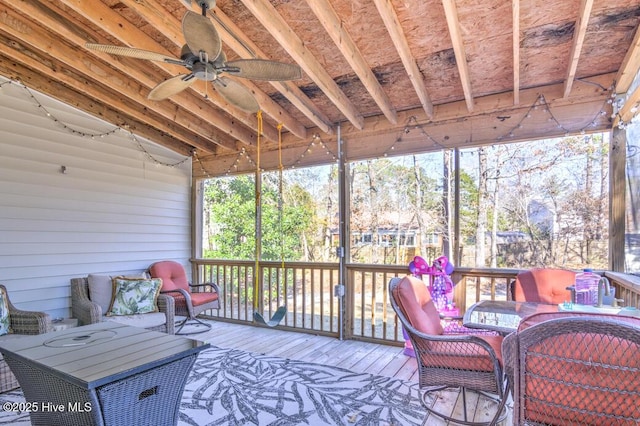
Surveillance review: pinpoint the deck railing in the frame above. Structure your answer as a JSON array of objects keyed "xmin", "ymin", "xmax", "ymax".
[{"xmin": 192, "ymin": 259, "xmax": 640, "ymax": 345}]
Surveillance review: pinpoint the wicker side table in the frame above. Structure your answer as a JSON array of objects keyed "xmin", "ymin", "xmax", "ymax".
[{"xmin": 0, "ymin": 322, "xmax": 208, "ymax": 426}]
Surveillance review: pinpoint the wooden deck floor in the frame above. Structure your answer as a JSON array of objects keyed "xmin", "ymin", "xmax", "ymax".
[{"xmin": 192, "ymin": 319, "xmax": 513, "ymax": 425}]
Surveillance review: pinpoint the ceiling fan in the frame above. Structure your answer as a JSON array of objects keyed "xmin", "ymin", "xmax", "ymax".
[{"xmin": 86, "ymin": 0, "xmax": 301, "ymax": 113}]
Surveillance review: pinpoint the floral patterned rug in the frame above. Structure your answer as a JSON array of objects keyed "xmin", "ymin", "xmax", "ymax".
[{"xmin": 0, "ymin": 346, "xmax": 427, "ymax": 425}]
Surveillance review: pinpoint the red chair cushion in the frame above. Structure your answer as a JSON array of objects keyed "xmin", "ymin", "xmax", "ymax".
[
  {"xmin": 396, "ymin": 276, "xmax": 443, "ymax": 335},
  {"xmin": 149, "ymin": 261, "xmax": 189, "ymax": 292},
  {"xmin": 513, "ymin": 268, "xmax": 575, "ymax": 304}
]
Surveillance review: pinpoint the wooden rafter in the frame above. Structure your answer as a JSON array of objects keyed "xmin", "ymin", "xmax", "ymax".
[
  {"xmin": 616, "ymin": 84, "xmax": 640, "ymax": 126},
  {"xmin": 0, "ymin": 57, "xmax": 196, "ymax": 156},
  {"xmin": 372, "ymin": 0, "xmax": 434, "ymax": 119},
  {"xmin": 616, "ymin": 23, "xmax": 640, "ymax": 94},
  {"xmin": 239, "ymin": 0, "xmax": 365, "ymax": 130},
  {"xmin": 305, "ymin": 0, "xmax": 397, "ymax": 125},
  {"xmin": 0, "ymin": 2, "xmax": 229, "ymax": 153},
  {"xmin": 54, "ymin": 0, "xmax": 258, "ymax": 147},
  {"xmin": 0, "ymin": 0, "xmax": 634, "ymax": 173},
  {"xmin": 563, "ymin": 0, "xmax": 594, "ymax": 98},
  {"xmin": 441, "ymin": 0, "xmax": 474, "ymax": 112},
  {"xmin": 207, "ymin": 8, "xmax": 325, "ymax": 136}
]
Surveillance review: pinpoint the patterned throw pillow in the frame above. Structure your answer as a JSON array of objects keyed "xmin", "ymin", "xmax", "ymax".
[
  {"xmin": 0, "ymin": 287, "xmax": 11, "ymax": 336},
  {"xmin": 106, "ymin": 277, "xmax": 162, "ymax": 316}
]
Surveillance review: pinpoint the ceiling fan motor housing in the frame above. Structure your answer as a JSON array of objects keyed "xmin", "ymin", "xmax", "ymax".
[{"xmin": 192, "ymin": 62, "xmax": 217, "ymax": 81}]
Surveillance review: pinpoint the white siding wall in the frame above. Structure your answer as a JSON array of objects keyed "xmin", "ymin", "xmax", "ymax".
[{"xmin": 0, "ymin": 78, "xmax": 192, "ymax": 319}]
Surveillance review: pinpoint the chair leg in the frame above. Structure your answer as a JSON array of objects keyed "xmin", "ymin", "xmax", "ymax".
[
  {"xmin": 174, "ymin": 316, "xmax": 212, "ymax": 335},
  {"xmin": 421, "ymin": 386, "xmax": 508, "ymax": 426}
]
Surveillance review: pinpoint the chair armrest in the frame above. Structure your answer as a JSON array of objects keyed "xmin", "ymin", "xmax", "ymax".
[
  {"xmin": 70, "ymin": 278, "xmax": 102, "ymax": 326},
  {"xmin": 405, "ymin": 320, "xmax": 503, "ymax": 361},
  {"xmin": 156, "ymin": 294, "xmax": 175, "ymax": 335},
  {"xmin": 189, "ymin": 282, "xmax": 220, "ymax": 294},
  {"xmin": 161, "ymin": 288, "xmax": 195, "ymax": 318},
  {"xmin": 9, "ymin": 308, "xmax": 52, "ymax": 334}
]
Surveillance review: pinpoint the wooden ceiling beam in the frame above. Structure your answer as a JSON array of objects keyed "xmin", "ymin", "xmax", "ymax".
[
  {"xmin": 616, "ymin": 21, "xmax": 640, "ymax": 94},
  {"xmin": 209, "ymin": 8, "xmax": 331, "ymax": 135},
  {"xmin": 305, "ymin": 0, "xmax": 397, "ymax": 125},
  {"xmin": 512, "ymin": 0, "xmax": 520, "ymax": 105},
  {"xmin": 239, "ymin": 0, "xmax": 365, "ymax": 130},
  {"xmin": 616, "ymin": 84, "xmax": 640, "ymax": 126},
  {"xmin": 118, "ymin": 0, "xmax": 286, "ymax": 143},
  {"xmin": 563, "ymin": 0, "xmax": 594, "ymax": 98},
  {"xmin": 372, "ymin": 0, "xmax": 433, "ymax": 119},
  {"xmin": 303, "ymin": 73, "xmax": 614, "ymax": 146},
  {"xmin": 54, "ymin": 0, "xmax": 259, "ymax": 147},
  {"xmin": 199, "ymin": 89, "xmax": 610, "ymax": 178},
  {"xmin": 441, "ymin": 0, "xmax": 474, "ymax": 112},
  {"xmin": 0, "ymin": 2, "xmax": 235, "ymax": 152}
]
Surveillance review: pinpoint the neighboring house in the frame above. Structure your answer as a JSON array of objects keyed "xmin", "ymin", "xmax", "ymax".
[{"xmin": 527, "ymin": 200, "xmax": 556, "ymax": 234}]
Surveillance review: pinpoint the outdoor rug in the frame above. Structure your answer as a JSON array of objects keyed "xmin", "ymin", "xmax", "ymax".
[{"xmin": 0, "ymin": 346, "xmax": 428, "ymax": 425}]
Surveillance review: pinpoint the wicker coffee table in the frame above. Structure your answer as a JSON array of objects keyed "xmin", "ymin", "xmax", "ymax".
[{"xmin": 0, "ymin": 322, "xmax": 209, "ymax": 426}]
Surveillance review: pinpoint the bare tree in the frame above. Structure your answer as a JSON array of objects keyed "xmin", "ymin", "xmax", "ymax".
[{"xmin": 475, "ymin": 147, "xmax": 488, "ymax": 267}]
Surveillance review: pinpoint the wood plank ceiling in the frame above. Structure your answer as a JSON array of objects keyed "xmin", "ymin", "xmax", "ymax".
[{"xmin": 0, "ymin": 0, "xmax": 639, "ymax": 178}]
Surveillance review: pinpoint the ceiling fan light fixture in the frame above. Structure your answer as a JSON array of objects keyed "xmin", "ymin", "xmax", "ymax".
[{"xmin": 192, "ymin": 62, "xmax": 216, "ymax": 81}]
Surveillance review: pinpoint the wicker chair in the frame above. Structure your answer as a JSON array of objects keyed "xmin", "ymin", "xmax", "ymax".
[
  {"xmin": 149, "ymin": 261, "xmax": 220, "ymax": 335},
  {"xmin": 389, "ymin": 276, "xmax": 508, "ymax": 425},
  {"xmin": 503, "ymin": 315, "xmax": 640, "ymax": 425},
  {"xmin": 510, "ymin": 268, "xmax": 575, "ymax": 304},
  {"xmin": 0, "ymin": 284, "xmax": 51, "ymax": 392},
  {"xmin": 70, "ymin": 277, "xmax": 175, "ymax": 334}
]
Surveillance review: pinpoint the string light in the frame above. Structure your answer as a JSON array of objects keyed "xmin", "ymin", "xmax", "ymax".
[
  {"xmin": 3, "ymin": 76, "xmax": 618, "ymax": 176},
  {"xmin": 380, "ymin": 84, "xmax": 612, "ymax": 155},
  {"xmin": 382, "ymin": 116, "xmax": 445, "ymax": 156},
  {"xmin": 291, "ymin": 133, "xmax": 338, "ymax": 168},
  {"xmin": 220, "ymin": 132, "xmax": 338, "ymax": 175},
  {"xmin": 0, "ymin": 78, "xmax": 190, "ymax": 168},
  {"xmin": 192, "ymin": 150, "xmax": 211, "ymax": 178}
]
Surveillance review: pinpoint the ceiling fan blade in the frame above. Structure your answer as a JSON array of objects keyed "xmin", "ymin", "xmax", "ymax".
[
  {"xmin": 85, "ymin": 43, "xmax": 179, "ymax": 63},
  {"xmin": 148, "ymin": 74, "xmax": 195, "ymax": 101},
  {"xmin": 214, "ymin": 77, "xmax": 259, "ymax": 113},
  {"xmin": 182, "ymin": 11, "xmax": 222, "ymax": 61},
  {"xmin": 223, "ymin": 59, "xmax": 302, "ymax": 81}
]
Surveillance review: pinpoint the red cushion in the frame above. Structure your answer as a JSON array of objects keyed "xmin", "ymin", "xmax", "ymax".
[
  {"xmin": 149, "ymin": 261, "xmax": 189, "ymax": 292},
  {"xmin": 513, "ymin": 268, "xmax": 575, "ymax": 304},
  {"xmin": 189, "ymin": 291, "xmax": 219, "ymax": 306},
  {"xmin": 395, "ymin": 276, "xmax": 443, "ymax": 335}
]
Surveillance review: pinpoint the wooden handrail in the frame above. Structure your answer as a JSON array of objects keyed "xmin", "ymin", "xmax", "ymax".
[{"xmin": 191, "ymin": 259, "xmax": 640, "ymax": 345}]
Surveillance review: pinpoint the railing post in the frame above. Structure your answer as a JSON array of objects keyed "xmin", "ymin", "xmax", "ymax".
[
  {"xmin": 337, "ymin": 123, "xmax": 350, "ymax": 340},
  {"xmin": 451, "ymin": 270, "xmax": 467, "ymax": 312}
]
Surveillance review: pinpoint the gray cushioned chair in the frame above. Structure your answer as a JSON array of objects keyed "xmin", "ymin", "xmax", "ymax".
[{"xmin": 0, "ymin": 284, "xmax": 52, "ymax": 392}]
